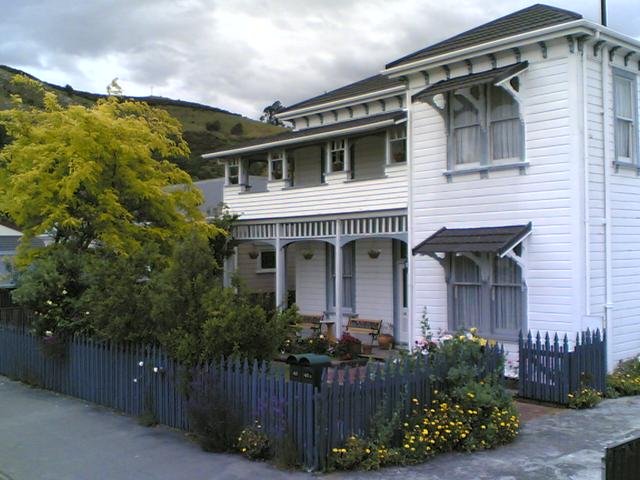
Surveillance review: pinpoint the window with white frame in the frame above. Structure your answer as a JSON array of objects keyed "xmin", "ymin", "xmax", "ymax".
[
  {"xmin": 269, "ymin": 151, "xmax": 284, "ymax": 180},
  {"xmin": 448, "ymin": 84, "xmax": 523, "ymax": 169},
  {"xmin": 326, "ymin": 243, "xmax": 355, "ymax": 311},
  {"xmin": 388, "ymin": 125, "xmax": 407, "ymax": 163},
  {"xmin": 257, "ymin": 249, "xmax": 276, "ymax": 273},
  {"xmin": 227, "ymin": 159, "xmax": 239, "ymax": 185},
  {"xmin": 448, "ymin": 252, "xmax": 524, "ymax": 339},
  {"xmin": 614, "ymin": 69, "xmax": 638, "ymax": 164},
  {"xmin": 330, "ymin": 140, "xmax": 346, "ymax": 171}
]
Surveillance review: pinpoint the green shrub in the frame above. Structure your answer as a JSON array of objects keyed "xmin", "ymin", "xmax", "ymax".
[
  {"xmin": 607, "ymin": 357, "xmax": 640, "ymax": 397},
  {"xmin": 187, "ymin": 379, "xmax": 242, "ymax": 452},
  {"xmin": 237, "ymin": 422, "xmax": 271, "ymax": 460},
  {"xmin": 327, "ymin": 330, "xmax": 518, "ymax": 471},
  {"xmin": 230, "ymin": 122, "xmax": 244, "ymax": 135},
  {"xmin": 567, "ymin": 386, "xmax": 602, "ymax": 409},
  {"xmin": 205, "ymin": 120, "xmax": 221, "ymax": 132}
]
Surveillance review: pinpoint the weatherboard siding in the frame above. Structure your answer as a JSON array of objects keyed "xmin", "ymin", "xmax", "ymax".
[
  {"xmin": 294, "ymin": 241, "xmax": 327, "ymax": 316},
  {"xmin": 605, "ymin": 56, "xmax": 640, "ymax": 363},
  {"xmin": 586, "ymin": 54, "xmax": 607, "ymax": 323},
  {"xmin": 225, "ymin": 163, "xmax": 407, "ymax": 220},
  {"xmin": 409, "ymin": 47, "xmax": 581, "ymax": 346},
  {"xmin": 354, "ymin": 239, "xmax": 394, "ymax": 332}
]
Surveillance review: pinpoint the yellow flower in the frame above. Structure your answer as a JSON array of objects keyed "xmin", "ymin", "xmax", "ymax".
[
  {"xmin": 469, "ymin": 327, "xmax": 478, "ymax": 334},
  {"xmin": 459, "ymin": 335, "xmax": 466, "ymax": 341}
]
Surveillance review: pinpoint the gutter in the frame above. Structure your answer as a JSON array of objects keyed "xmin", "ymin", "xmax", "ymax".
[{"xmin": 202, "ymin": 117, "xmax": 401, "ymax": 159}]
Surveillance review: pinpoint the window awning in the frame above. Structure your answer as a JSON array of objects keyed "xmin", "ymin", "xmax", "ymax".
[
  {"xmin": 412, "ymin": 62, "xmax": 529, "ymax": 103},
  {"xmin": 202, "ymin": 111, "xmax": 406, "ymax": 159},
  {"xmin": 412, "ymin": 222, "xmax": 532, "ymax": 257}
]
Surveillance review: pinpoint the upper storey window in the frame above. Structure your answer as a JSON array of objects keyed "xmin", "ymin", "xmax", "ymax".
[
  {"xmin": 614, "ymin": 69, "xmax": 638, "ymax": 165},
  {"xmin": 330, "ymin": 140, "xmax": 346, "ymax": 171},
  {"xmin": 269, "ymin": 151, "xmax": 284, "ymax": 180},
  {"xmin": 448, "ymin": 84, "xmax": 523, "ymax": 169},
  {"xmin": 388, "ymin": 125, "xmax": 407, "ymax": 163},
  {"xmin": 227, "ymin": 159, "xmax": 239, "ymax": 185}
]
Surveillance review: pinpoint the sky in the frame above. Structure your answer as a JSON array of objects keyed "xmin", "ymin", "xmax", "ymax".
[{"xmin": 1, "ymin": 0, "xmax": 639, "ymax": 119}]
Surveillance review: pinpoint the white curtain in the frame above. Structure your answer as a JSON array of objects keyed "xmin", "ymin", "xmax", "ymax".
[
  {"xmin": 491, "ymin": 257, "xmax": 522, "ymax": 333},
  {"xmin": 452, "ymin": 256, "xmax": 483, "ymax": 330},
  {"xmin": 452, "ymin": 94, "xmax": 482, "ymax": 165},
  {"xmin": 490, "ymin": 86, "xmax": 521, "ymax": 160},
  {"xmin": 614, "ymin": 76, "xmax": 634, "ymax": 160}
]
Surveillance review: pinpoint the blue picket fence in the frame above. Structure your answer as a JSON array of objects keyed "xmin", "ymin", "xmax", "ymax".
[
  {"xmin": 0, "ymin": 316, "xmax": 504, "ymax": 470},
  {"xmin": 518, "ymin": 329, "xmax": 607, "ymax": 404}
]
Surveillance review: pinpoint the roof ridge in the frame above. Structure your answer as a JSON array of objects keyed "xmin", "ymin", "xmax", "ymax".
[{"xmin": 385, "ymin": 4, "xmax": 582, "ymax": 69}]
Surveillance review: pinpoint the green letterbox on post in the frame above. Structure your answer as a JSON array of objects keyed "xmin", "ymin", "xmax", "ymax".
[{"xmin": 286, "ymin": 354, "xmax": 331, "ymax": 389}]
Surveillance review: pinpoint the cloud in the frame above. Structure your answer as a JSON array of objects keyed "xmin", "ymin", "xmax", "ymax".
[{"xmin": 1, "ymin": 0, "xmax": 638, "ymax": 118}]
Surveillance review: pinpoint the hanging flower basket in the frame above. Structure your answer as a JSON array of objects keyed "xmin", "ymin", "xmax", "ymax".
[
  {"xmin": 302, "ymin": 251, "xmax": 314, "ymax": 260},
  {"xmin": 248, "ymin": 250, "xmax": 259, "ymax": 259},
  {"xmin": 367, "ymin": 249, "xmax": 381, "ymax": 259}
]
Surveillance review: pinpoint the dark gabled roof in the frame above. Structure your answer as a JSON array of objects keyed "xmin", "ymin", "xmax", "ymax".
[
  {"xmin": 386, "ymin": 4, "xmax": 582, "ymax": 69},
  {"xmin": 205, "ymin": 111, "xmax": 406, "ymax": 157},
  {"xmin": 413, "ymin": 223, "xmax": 532, "ymax": 256},
  {"xmin": 412, "ymin": 62, "xmax": 529, "ymax": 102},
  {"xmin": 279, "ymin": 74, "xmax": 404, "ymax": 114}
]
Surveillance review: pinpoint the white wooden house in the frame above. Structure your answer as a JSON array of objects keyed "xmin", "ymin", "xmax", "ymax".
[{"xmin": 203, "ymin": 4, "xmax": 640, "ymax": 367}]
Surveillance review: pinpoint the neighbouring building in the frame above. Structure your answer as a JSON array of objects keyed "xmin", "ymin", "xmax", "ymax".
[{"xmin": 203, "ymin": 4, "xmax": 640, "ymax": 367}]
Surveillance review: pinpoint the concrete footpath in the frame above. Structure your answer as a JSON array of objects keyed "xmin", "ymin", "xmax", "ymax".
[{"xmin": 1, "ymin": 376, "xmax": 639, "ymax": 480}]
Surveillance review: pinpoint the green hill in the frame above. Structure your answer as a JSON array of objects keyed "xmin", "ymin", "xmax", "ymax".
[{"xmin": 0, "ymin": 65, "xmax": 285, "ymax": 180}]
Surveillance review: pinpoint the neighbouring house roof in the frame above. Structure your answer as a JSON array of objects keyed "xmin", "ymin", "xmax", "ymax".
[
  {"xmin": 412, "ymin": 62, "xmax": 529, "ymax": 102},
  {"xmin": 278, "ymin": 74, "xmax": 405, "ymax": 116},
  {"xmin": 386, "ymin": 4, "xmax": 582, "ymax": 69},
  {"xmin": 203, "ymin": 111, "xmax": 406, "ymax": 159},
  {"xmin": 413, "ymin": 223, "xmax": 532, "ymax": 256}
]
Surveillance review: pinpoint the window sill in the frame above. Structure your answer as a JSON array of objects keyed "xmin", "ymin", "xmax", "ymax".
[
  {"xmin": 443, "ymin": 161, "xmax": 529, "ymax": 181},
  {"xmin": 613, "ymin": 161, "xmax": 640, "ymax": 175}
]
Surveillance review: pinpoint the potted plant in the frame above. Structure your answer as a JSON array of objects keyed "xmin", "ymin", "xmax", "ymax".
[
  {"xmin": 335, "ymin": 332, "xmax": 362, "ymax": 360},
  {"xmin": 302, "ymin": 250, "xmax": 314, "ymax": 260},
  {"xmin": 378, "ymin": 324, "xmax": 394, "ymax": 350}
]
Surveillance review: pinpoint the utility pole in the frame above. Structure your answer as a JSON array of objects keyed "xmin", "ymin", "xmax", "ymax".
[{"xmin": 601, "ymin": 0, "xmax": 607, "ymax": 26}]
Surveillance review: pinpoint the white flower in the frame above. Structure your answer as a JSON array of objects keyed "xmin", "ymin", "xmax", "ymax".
[
  {"xmin": 138, "ymin": 361, "xmax": 144, "ymax": 367},
  {"xmin": 85, "ymin": 311, "xmax": 90, "ymax": 316},
  {"xmin": 441, "ymin": 334, "xmax": 453, "ymax": 341},
  {"xmin": 62, "ymin": 289, "xmax": 68, "ymax": 295},
  {"xmin": 46, "ymin": 300, "xmax": 53, "ymax": 306},
  {"xmin": 133, "ymin": 378, "xmax": 138, "ymax": 383},
  {"xmin": 153, "ymin": 367, "xmax": 159, "ymax": 373},
  {"xmin": 45, "ymin": 330, "xmax": 53, "ymax": 337}
]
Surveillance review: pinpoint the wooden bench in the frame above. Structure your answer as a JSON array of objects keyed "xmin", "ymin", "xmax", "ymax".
[{"xmin": 346, "ymin": 317, "xmax": 382, "ymax": 345}]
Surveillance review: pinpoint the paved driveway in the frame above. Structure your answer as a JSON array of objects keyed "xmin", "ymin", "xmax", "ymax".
[{"xmin": 1, "ymin": 376, "xmax": 639, "ymax": 479}]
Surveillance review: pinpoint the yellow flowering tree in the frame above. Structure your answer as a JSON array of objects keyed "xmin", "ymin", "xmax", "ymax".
[{"xmin": 0, "ymin": 75, "xmax": 215, "ymax": 260}]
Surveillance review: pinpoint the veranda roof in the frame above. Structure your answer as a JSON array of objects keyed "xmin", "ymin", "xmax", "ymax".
[{"xmin": 202, "ymin": 111, "xmax": 406, "ymax": 159}]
